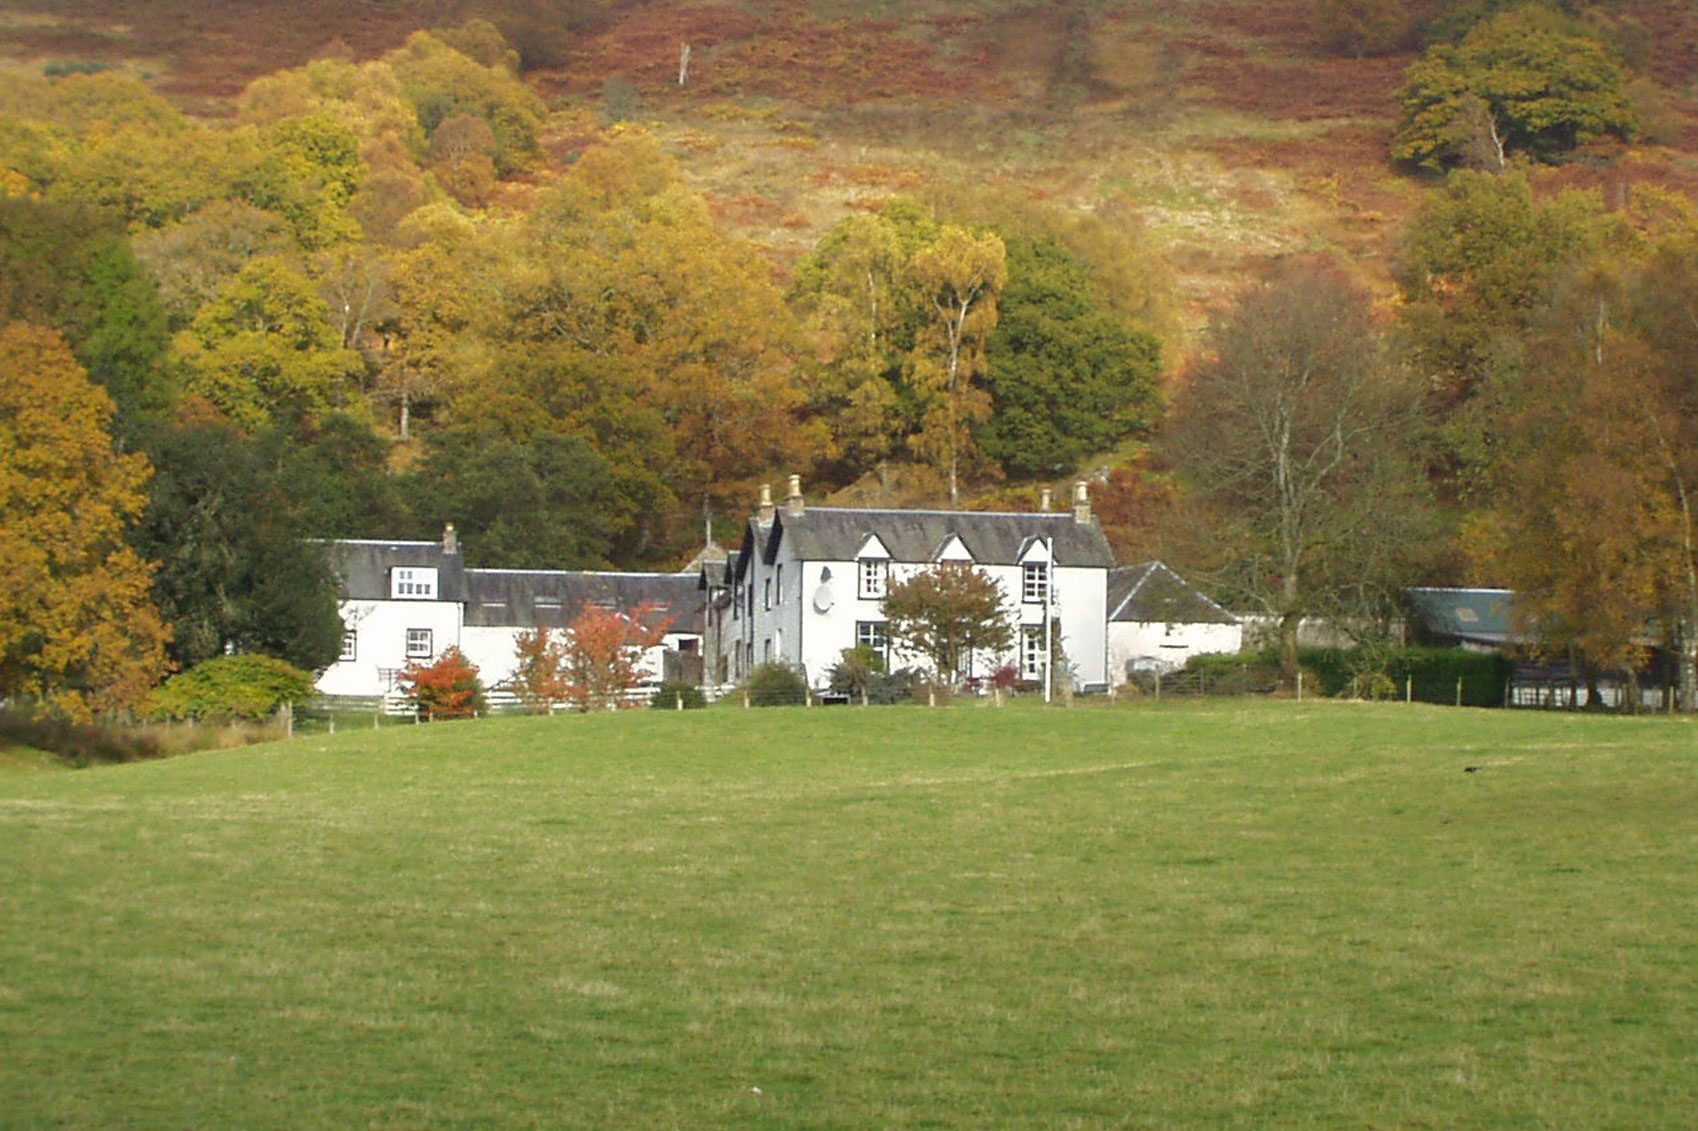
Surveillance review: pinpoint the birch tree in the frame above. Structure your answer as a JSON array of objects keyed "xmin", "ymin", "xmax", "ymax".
[{"xmin": 909, "ymin": 225, "xmax": 1006, "ymax": 504}]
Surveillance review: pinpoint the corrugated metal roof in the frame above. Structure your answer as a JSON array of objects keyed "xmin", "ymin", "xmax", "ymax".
[{"xmin": 1403, "ymin": 587, "xmax": 1516, "ymax": 645}]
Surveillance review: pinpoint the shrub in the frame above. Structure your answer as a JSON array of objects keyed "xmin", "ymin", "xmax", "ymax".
[
  {"xmin": 649, "ymin": 681, "xmax": 706, "ymax": 710},
  {"xmin": 0, "ymin": 706, "xmax": 161, "ymax": 766},
  {"xmin": 827, "ymin": 645, "xmax": 885, "ymax": 699},
  {"xmin": 744, "ymin": 662, "xmax": 809, "ymax": 707},
  {"xmin": 149, "ymin": 654, "xmax": 317, "ymax": 721},
  {"xmin": 397, "ymin": 646, "xmax": 486, "ymax": 720}
]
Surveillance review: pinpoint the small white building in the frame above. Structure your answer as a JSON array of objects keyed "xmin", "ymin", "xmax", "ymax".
[
  {"xmin": 719, "ymin": 477, "xmax": 1116, "ymax": 691},
  {"xmin": 1106, "ymin": 561, "xmax": 1241, "ymax": 679},
  {"xmin": 317, "ymin": 528, "xmax": 703, "ymax": 708}
]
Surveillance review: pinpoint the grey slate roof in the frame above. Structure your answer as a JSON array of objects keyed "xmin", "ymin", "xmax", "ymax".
[
  {"xmin": 755, "ymin": 507, "xmax": 1117, "ymax": 570},
  {"xmin": 464, "ymin": 569, "xmax": 703, "ymax": 633},
  {"xmin": 1108, "ymin": 562, "xmax": 1237, "ymax": 625},
  {"xmin": 323, "ymin": 539, "xmax": 467, "ymax": 602},
  {"xmin": 1403, "ymin": 587, "xmax": 1516, "ymax": 647}
]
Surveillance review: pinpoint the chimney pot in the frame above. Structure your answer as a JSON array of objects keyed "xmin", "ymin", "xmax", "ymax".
[
  {"xmin": 1039, "ymin": 487, "xmax": 1052, "ymax": 512},
  {"xmin": 443, "ymin": 522, "xmax": 459, "ymax": 555},
  {"xmin": 1072, "ymin": 480, "xmax": 1092, "ymax": 524},
  {"xmin": 786, "ymin": 474, "xmax": 804, "ymax": 516},
  {"xmin": 758, "ymin": 483, "xmax": 775, "ymax": 525}
]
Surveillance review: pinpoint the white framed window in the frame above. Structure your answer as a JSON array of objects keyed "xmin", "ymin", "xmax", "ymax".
[
  {"xmin": 855, "ymin": 620, "xmax": 889, "ymax": 664},
  {"xmin": 1022, "ymin": 562, "xmax": 1049, "ymax": 604},
  {"xmin": 859, "ymin": 558, "xmax": 887, "ymax": 599},
  {"xmin": 1021, "ymin": 626, "xmax": 1046, "ymax": 679},
  {"xmin": 391, "ymin": 567, "xmax": 439, "ymax": 599},
  {"xmin": 339, "ymin": 630, "xmax": 357, "ymax": 662},
  {"xmin": 764, "ymin": 578, "xmax": 772, "ymax": 610},
  {"xmin": 406, "ymin": 628, "xmax": 434, "ymax": 659},
  {"xmin": 776, "ymin": 564, "xmax": 784, "ymax": 603}
]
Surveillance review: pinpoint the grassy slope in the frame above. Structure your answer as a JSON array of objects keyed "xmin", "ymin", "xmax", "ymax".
[{"xmin": 3, "ymin": 700, "xmax": 1696, "ymax": 1128}]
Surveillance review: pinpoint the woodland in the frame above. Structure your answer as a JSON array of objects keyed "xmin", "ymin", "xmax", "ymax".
[{"xmin": 5, "ymin": 0, "xmax": 1698, "ymax": 713}]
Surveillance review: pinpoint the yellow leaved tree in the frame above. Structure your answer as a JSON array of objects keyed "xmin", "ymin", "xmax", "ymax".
[{"xmin": 0, "ymin": 323, "xmax": 169, "ymax": 717}]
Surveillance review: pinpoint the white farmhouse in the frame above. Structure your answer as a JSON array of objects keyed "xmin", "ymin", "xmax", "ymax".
[
  {"xmin": 1106, "ymin": 561, "xmax": 1241, "ymax": 679},
  {"xmin": 316, "ymin": 527, "xmax": 702, "ymax": 708},
  {"xmin": 721, "ymin": 477, "xmax": 1116, "ymax": 691}
]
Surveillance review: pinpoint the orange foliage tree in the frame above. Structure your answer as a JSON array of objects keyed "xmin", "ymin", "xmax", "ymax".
[
  {"xmin": 0, "ymin": 323, "xmax": 170, "ymax": 718},
  {"xmin": 515, "ymin": 603, "xmax": 671, "ymax": 712},
  {"xmin": 397, "ymin": 645, "xmax": 485, "ymax": 719}
]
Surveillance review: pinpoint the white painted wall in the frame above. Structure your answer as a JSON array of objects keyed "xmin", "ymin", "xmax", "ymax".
[
  {"xmin": 1107, "ymin": 621, "xmax": 1242, "ymax": 680},
  {"xmin": 317, "ymin": 598, "xmax": 464, "ymax": 698}
]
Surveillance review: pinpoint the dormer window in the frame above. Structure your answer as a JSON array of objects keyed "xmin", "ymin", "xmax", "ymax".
[
  {"xmin": 391, "ymin": 567, "xmax": 438, "ymax": 599},
  {"xmin": 859, "ymin": 558, "xmax": 887, "ymax": 599},
  {"xmin": 1022, "ymin": 562, "xmax": 1049, "ymax": 603}
]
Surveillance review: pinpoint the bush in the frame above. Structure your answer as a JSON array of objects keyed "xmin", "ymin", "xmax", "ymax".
[
  {"xmin": 649, "ymin": 681, "xmax": 706, "ymax": 710},
  {"xmin": 0, "ymin": 706, "xmax": 161, "ymax": 765},
  {"xmin": 1185, "ymin": 645, "xmax": 1513, "ymax": 706},
  {"xmin": 149, "ymin": 654, "xmax": 317, "ymax": 721},
  {"xmin": 398, "ymin": 646, "xmax": 486, "ymax": 720},
  {"xmin": 744, "ymin": 662, "xmax": 809, "ymax": 707}
]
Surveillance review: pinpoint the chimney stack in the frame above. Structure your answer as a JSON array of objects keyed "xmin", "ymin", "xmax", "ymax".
[
  {"xmin": 758, "ymin": 483, "xmax": 775, "ymax": 525},
  {"xmin": 442, "ymin": 522, "xmax": 459, "ymax": 555},
  {"xmin": 786, "ymin": 474, "xmax": 805, "ymax": 517},
  {"xmin": 1072, "ymin": 480, "xmax": 1092, "ymax": 525},
  {"xmin": 1039, "ymin": 487, "xmax": 1052, "ymax": 513}
]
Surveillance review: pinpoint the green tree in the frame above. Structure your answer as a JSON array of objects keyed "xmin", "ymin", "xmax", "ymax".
[
  {"xmin": 881, "ymin": 563, "xmax": 1015, "ymax": 682},
  {"xmin": 385, "ymin": 29, "xmax": 543, "ymax": 175},
  {"xmin": 148, "ymin": 654, "xmax": 318, "ymax": 721},
  {"xmin": 978, "ymin": 237, "xmax": 1161, "ymax": 478},
  {"xmin": 0, "ymin": 198, "xmax": 174, "ymax": 427},
  {"xmin": 403, "ymin": 427, "xmax": 642, "ymax": 569},
  {"xmin": 1164, "ymin": 261, "xmax": 1436, "ymax": 683},
  {"xmin": 1393, "ymin": 5, "xmax": 1636, "ymax": 170},
  {"xmin": 0, "ymin": 323, "xmax": 169, "ymax": 717},
  {"xmin": 131, "ymin": 417, "xmax": 346, "ymax": 673}
]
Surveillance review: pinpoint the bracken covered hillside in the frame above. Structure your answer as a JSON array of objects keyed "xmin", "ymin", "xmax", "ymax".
[{"xmin": 5, "ymin": 0, "xmax": 1697, "ymax": 322}]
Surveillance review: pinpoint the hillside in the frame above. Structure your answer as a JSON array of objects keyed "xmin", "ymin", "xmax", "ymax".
[{"xmin": 7, "ymin": 0, "xmax": 1698, "ymax": 327}]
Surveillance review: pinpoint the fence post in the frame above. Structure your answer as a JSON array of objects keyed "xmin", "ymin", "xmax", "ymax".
[
  {"xmin": 1406, "ymin": 676, "xmax": 1412, "ymax": 704},
  {"xmin": 1154, "ymin": 670, "xmax": 1161, "ymax": 702},
  {"xmin": 928, "ymin": 685, "xmax": 936, "ymax": 708},
  {"xmin": 743, "ymin": 690, "xmax": 750, "ymax": 709},
  {"xmin": 1455, "ymin": 677, "xmax": 1463, "ymax": 708},
  {"xmin": 282, "ymin": 701, "xmax": 293, "ymax": 738},
  {"xmin": 806, "ymin": 688, "xmax": 813, "ymax": 708},
  {"xmin": 328, "ymin": 716, "xmax": 335, "ymax": 736},
  {"xmin": 861, "ymin": 688, "xmax": 869, "ymax": 708},
  {"xmin": 675, "ymin": 691, "xmax": 684, "ymax": 711},
  {"xmin": 1296, "ymin": 671, "xmax": 1303, "ymax": 702}
]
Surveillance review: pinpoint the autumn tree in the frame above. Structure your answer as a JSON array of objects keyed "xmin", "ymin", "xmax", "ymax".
[
  {"xmin": 1164, "ymin": 261, "xmax": 1437, "ymax": 682},
  {"xmin": 0, "ymin": 324, "xmax": 169, "ymax": 717},
  {"xmin": 1393, "ymin": 5, "xmax": 1636, "ymax": 170},
  {"xmin": 542, "ymin": 603, "xmax": 672, "ymax": 711},
  {"xmin": 881, "ymin": 563, "xmax": 1016, "ymax": 682},
  {"xmin": 398, "ymin": 645, "xmax": 485, "ymax": 719},
  {"xmin": 1395, "ymin": 168, "xmax": 1606, "ymax": 487},
  {"xmin": 1315, "ymin": 0, "xmax": 1408, "ymax": 57},
  {"xmin": 909, "ymin": 225, "xmax": 1007, "ymax": 504},
  {"xmin": 171, "ymin": 255, "xmax": 364, "ymax": 431}
]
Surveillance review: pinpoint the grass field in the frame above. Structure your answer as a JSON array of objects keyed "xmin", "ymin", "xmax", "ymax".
[{"xmin": 3, "ymin": 700, "xmax": 1696, "ymax": 1128}]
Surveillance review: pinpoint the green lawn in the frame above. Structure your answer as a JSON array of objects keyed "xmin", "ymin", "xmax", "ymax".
[{"xmin": 2, "ymin": 700, "xmax": 1695, "ymax": 1129}]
